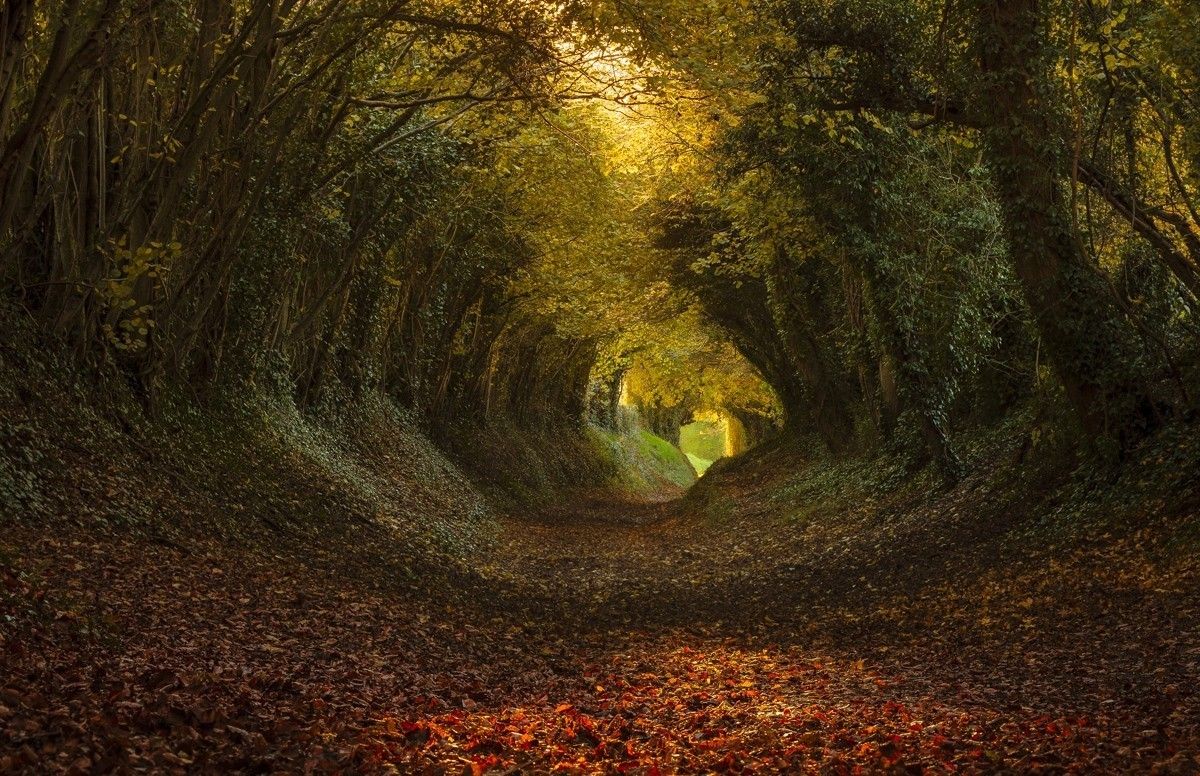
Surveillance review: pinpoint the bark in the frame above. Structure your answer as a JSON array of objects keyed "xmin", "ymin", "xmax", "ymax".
[
  {"xmin": 639, "ymin": 401, "xmax": 690, "ymax": 447},
  {"xmin": 769, "ymin": 251, "xmax": 855, "ymax": 456},
  {"xmin": 729, "ymin": 407, "xmax": 778, "ymax": 449},
  {"xmin": 878, "ymin": 354, "xmax": 900, "ymax": 437},
  {"xmin": 974, "ymin": 0, "xmax": 1153, "ymax": 444},
  {"xmin": 1075, "ymin": 159, "xmax": 1200, "ymax": 302}
]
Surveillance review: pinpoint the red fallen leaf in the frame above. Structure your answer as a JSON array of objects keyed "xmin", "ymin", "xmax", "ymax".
[
  {"xmin": 555, "ymin": 703, "xmax": 572, "ymax": 714},
  {"xmin": 470, "ymin": 754, "xmax": 502, "ymax": 775},
  {"xmin": 466, "ymin": 736, "xmax": 505, "ymax": 755},
  {"xmin": 879, "ymin": 740, "xmax": 902, "ymax": 765},
  {"xmin": 399, "ymin": 720, "xmax": 435, "ymax": 745},
  {"xmin": 711, "ymin": 751, "xmax": 739, "ymax": 772}
]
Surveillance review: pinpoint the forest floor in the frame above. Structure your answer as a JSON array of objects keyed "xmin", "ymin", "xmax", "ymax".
[{"xmin": 4, "ymin": 427, "xmax": 1200, "ymax": 775}]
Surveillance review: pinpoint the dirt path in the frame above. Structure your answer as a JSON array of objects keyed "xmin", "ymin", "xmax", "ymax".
[{"xmin": 3, "ymin": 489, "xmax": 1198, "ymax": 773}]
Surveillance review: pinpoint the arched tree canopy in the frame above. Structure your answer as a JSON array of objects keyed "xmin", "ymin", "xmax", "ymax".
[{"xmin": 0, "ymin": 0, "xmax": 1196, "ymax": 462}]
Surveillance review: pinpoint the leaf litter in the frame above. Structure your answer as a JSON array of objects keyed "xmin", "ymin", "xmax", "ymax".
[{"xmin": 2, "ymin": 464, "xmax": 1199, "ymax": 774}]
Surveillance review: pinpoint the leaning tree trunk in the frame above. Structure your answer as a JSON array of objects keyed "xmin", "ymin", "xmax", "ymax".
[{"xmin": 974, "ymin": 0, "xmax": 1153, "ymax": 446}]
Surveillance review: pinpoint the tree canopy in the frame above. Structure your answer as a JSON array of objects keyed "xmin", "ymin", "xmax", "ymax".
[{"xmin": 1, "ymin": 0, "xmax": 1197, "ymax": 463}]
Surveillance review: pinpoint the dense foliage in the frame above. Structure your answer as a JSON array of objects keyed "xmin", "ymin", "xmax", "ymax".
[
  {"xmin": 650, "ymin": 0, "xmax": 1200, "ymax": 472},
  {"xmin": 1, "ymin": 0, "xmax": 1197, "ymax": 466}
]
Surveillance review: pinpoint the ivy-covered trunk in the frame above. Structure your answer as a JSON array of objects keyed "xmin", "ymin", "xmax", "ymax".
[
  {"xmin": 768, "ymin": 252, "xmax": 854, "ymax": 456},
  {"xmin": 852, "ymin": 244, "xmax": 962, "ymax": 481},
  {"xmin": 974, "ymin": 0, "xmax": 1151, "ymax": 445},
  {"xmin": 640, "ymin": 401, "xmax": 691, "ymax": 447}
]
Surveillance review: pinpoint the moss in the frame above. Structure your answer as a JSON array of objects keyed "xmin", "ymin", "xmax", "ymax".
[{"xmin": 634, "ymin": 429, "xmax": 697, "ymax": 489}]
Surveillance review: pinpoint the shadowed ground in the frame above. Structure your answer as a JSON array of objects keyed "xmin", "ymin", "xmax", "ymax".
[{"xmin": 4, "ymin": 445, "xmax": 1197, "ymax": 773}]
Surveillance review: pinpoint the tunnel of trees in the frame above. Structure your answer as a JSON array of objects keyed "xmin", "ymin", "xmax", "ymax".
[
  {"xmin": 2, "ymin": 0, "xmax": 1200, "ymax": 772},
  {"xmin": 2, "ymin": 0, "xmax": 1197, "ymax": 465},
  {"xmin": 2, "ymin": 0, "xmax": 1198, "ymax": 462}
]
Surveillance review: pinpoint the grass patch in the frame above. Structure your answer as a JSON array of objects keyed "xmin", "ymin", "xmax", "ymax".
[
  {"xmin": 686, "ymin": 453, "xmax": 714, "ymax": 475},
  {"xmin": 680, "ymin": 421, "xmax": 725, "ymax": 467},
  {"xmin": 591, "ymin": 427, "xmax": 696, "ymax": 495}
]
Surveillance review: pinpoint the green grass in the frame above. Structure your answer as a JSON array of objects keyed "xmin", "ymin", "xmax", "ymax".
[
  {"xmin": 636, "ymin": 430, "xmax": 697, "ymax": 488},
  {"xmin": 680, "ymin": 421, "xmax": 725, "ymax": 470},
  {"xmin": 592, "ymin": 427, "xmax": 696, "ymax": 493},
  {"xmin": 686, "ymin": 453, "xmax": 714, "ymax": 475}
]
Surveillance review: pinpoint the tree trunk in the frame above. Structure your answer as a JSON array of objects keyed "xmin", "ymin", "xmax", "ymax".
[
  {"xmin": 769, "ymin": 251, "xmax": 855, "ymax": 456},
  {"xmin": 974, "ymin": 0, "xmax": 1152, "ymax": 445},
  {"xmin": 878, "ymin": 354, "xmax": 899, "ymax": 437}
]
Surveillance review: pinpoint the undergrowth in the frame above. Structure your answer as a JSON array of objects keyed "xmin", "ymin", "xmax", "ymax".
[
  {"xmin": 686, "ymin": 399, "xmax": 1200, "ymax": 563},
  {"xmin": 2, "ymin": 308, "xmax": 693, "ymax": 568}
]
